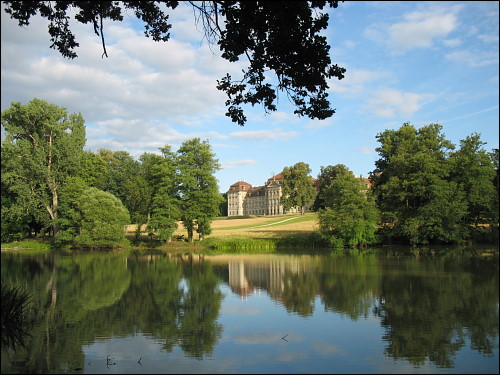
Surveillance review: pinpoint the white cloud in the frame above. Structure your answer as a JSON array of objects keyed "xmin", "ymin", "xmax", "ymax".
[
  {"xmin": 221, "ymin": 159, "xmax": 257, "ymax": 169},
  {"xmin": 478, "ymin": 34, "xmax": 499, "ymax": 44},
  {"xmin": 304, "ymin": 118, "xmax": 336, "ymax": 130},
  {"xmin": 387, "ymin": 10, "xmax": 458, "ymax": 51},
  {"xmin": 364, "ymin": 6, "xmax": 462, "ymax": 54},
  {"xmin": 356, "ymin": 145, "xmax": 376, "ymax": 156},
  {"xmin": 445, "ymin": 50, "xmax": 499, "ymax": 67},
  {"xmin": 268, "ymin": 111, "xmax": 296, "ymax": 122},
  {"xmin": 442, "ymin": 38, "xmax": 462, "ymax": 48},
  {"xmin": 364, "ymin": 89, "xmax": 434, "ymax": 118},
  {"xmin": 329, "ymin": 68, "xmax": 392, "ymax": 95},
  {"xmin": 229, "ymin": 128, "xmax": 299, "ymax": 141},
  {"xmin": 0, "ymin": 4, "xmax": 241, "ymax": 126},
  {"xmin": 84, "ymin": 118, "xmax": 227, "ymax": 158}
]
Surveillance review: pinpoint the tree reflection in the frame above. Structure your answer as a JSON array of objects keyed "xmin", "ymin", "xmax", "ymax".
[
  {"xmin": 373, "ymin": 254, "xmax": 499, "ymax": 368},
  {"xmin": 0, "ymin": 252, "xmax": 224, "ymax": 372},
  {"xmin": 318, "ymin": 254, "xmax": 380, "ymax": 320},
  {"xmin": 0, "ymin": 250, "xmax": 498, "ymax": 372},
  {"xmin": 178, "ymin": 259, "xmax": 223, "ymax": 358},
  {"xmin": 281, "ymin": 271, "xmax": 319, "ymax": 317},
  {"xmin": 1, "ymin": 284, "xmax": 31, "ymax": 350}
]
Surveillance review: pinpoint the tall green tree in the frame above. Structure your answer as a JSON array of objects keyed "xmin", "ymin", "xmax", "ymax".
[
  {"xmin": 56, "ymin": 180, "xmax": 130, "ymax": 246},
  {"xmin": 126, "ymin": 152, "xmax": 165, "ymax": 226},
  {"xmin": 176, "ymin": 138, "xmax": 222, "ymax": 241},
  {"xmin": 147, "ymin": 146, "xmax": 180, "ymax": 242},
  {"xmin": 219, "ymin": 193, "xmax": 228, "ymax": 217},
  {"xmin": 281, "ymin": 162, "xmax": 317, "ymax": 214},
  {"xmin": 97, "ymin": 149, "xmax": 140, "ymax": 211},
  {"xmin": 490, "ymin": 148, "xmax": 499, "ymax": 230},
  {"xmin": 74, "ymin": 187, "xmax": 130, "ymax": 247},
  {"xmin": 313, "ymin": 163, "xmax": 352, "ymax": 210},
  {"xmin": 2, "ymin": 1, "xmax": 345, "ymax": 125},
  {"xmin": 317, "ymin": 166, "xmax": 379, "ymax": 248},
  {"xmin": 448, "ymin": 134, "xmax": 497, "ymax": 233},
  {"xmin": 1, "ymin": 145, "xmax": 46, "ymax": 241},
  {"xmin": 372, "ymin": 123, "xmax": 468, "ymax": 245},
  {"xmin": 1, "ymin": 98, "xmax": 86, "ymax": 237},
  {"xmin": 77, "ymin": 150, "xmax": 108, "ymax": 190},
  {"xmin": 55, "ymin": 176, "xmax": 89, "ymax": 244}
]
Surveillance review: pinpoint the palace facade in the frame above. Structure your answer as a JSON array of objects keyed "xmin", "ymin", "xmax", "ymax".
[{"xmin": 227, "ymin": 174, "xmax": 310, "ymax": 217}]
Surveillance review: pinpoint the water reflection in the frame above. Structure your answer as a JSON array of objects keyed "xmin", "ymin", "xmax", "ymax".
[{"xmin": 1, "ymin": 249, "xmax": 498, "ymax": 374}]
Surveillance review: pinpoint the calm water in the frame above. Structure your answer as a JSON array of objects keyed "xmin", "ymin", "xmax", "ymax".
[{"xmin": 1, "ymin": 247, "xmax": 498, "ymax": 374}]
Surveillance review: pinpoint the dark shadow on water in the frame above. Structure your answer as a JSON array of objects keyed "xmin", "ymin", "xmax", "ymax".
[{"xmin": 1, "ymin": 284, "xmax": 31, "ymax": 351}]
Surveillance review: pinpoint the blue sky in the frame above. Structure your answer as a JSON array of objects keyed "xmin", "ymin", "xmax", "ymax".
[{"xmin": 1, "ymin": 1, "xmax": 498, "ymax": 193}]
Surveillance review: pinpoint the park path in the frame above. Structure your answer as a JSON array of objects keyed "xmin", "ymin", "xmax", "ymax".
[{"xmin": 246, "ymin": 216, "xmax": 299, "ymax": 229}]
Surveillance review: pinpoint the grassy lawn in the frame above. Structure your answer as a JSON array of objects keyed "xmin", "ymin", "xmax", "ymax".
[
  {"xmin": 1, "ymin": 239, "xmax": 53, "ymax": 252},
  {"xmin": 180, "ymin": 213, "xmax": 318, "ymax": 240},
  {"xmin": 2, "ymin": 214, "xmax": 320, "ymax": 252},
  {"xmin": 126, "ymin": 213, "xmax": 318, "ymax": 241}
]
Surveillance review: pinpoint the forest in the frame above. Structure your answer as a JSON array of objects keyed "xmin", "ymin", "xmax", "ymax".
[{"xmin": 1, "ymin": 98, "xmax": 499, "ymax": 248}]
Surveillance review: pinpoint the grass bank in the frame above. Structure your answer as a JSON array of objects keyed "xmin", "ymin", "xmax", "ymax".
[
  {"xmin": 199, "ymin": 214, "xmax": 329, "ymax": 253},
  {"xmin": 1, "ymin": 240, "xmax": 53, "ymax": 253},
  {"xmin": 203, "ymin": 232, "xmax": 329, "ymax": 254},
  {"xmin": 2, "ymin": 214, "xmax": 324, "ymax": 254}
]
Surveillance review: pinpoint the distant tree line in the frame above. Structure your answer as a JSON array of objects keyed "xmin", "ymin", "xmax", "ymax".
[
  {"xmin": 285, "ymin": 123, "xmax": 498, "ymax": 247},
  {"xmin": 2, "ymin": 99, "xmax": 498, "ymax": 248},
  {"xmin": 1, "ymin": 98, "xmax": 222, "ymax": 246}
]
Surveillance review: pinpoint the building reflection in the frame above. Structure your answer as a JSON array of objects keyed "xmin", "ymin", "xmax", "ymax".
[{"xmin": 208, "ymin": 255, "xmax": 313, "ymax": 300}]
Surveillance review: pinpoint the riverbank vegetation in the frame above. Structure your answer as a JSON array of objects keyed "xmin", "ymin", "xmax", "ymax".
[{"xmin": 2, "ymin": 100, "xmax": 498, "ymax": 251}]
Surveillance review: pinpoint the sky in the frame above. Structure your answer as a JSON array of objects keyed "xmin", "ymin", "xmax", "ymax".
[{"xmin": 1, "ymin": 1, "xmax": 499, "ymax": 193}]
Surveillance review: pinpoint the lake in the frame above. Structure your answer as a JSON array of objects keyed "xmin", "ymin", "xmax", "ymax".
[{"xmin": 1, "ymin": 247, "xmax": 498, "ymax": 374}]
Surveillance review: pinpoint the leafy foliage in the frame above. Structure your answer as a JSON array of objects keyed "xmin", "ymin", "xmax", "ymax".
[
  {"xmin": 372, "ymin": 123, "xmax": 497, "ymax": 245},
  {"xmin": 317, "ymin": 165, "xmax": 379, "ymax": 248},
  {"xmin": 1, "ymin": 98, "xmax": 86, "ymax": 237},
  {"xmin": 55, "ymin": 176, "xmax": 89, "ymax": 243},
  {"xmin": 146, "ymin": 145, "xmax": 179, "ymax": 242},
  {"xmin": 313, "ymin": 163, "xmax": 352, "ymax": 210},
  {"xmin": 2, "ymin": 1, "xmax": 345, "ymax": 125},
  {"xmin": 73, "ymin": 187, "xmax": 131, "ymax": 247},
  {"xmin": 177, "ymin": 138, "xmax": 223, "ymax": 241},
  {"xmin": 281, "ymin": 162, "xmax": 317, "ymax": 214},
  {"xmin": 448, "ymin": 134, "xmax": 497, "ymax": 230}
]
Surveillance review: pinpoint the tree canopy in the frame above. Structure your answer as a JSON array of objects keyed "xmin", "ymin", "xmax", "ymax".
[
  {"xmin": 371, "ymin": 123, "xmax": 497, "ymax": 245},
  {"xmin": 1, "ymin": 98, "xmax": 86, "ymax": 239},
  {"xmin": 176, "ymin": 138, "xmax": 222, "ymax": 241},
  {"xmin": 281, "ymin": 162, "xmax": 317, "ymax": 215},
  {"xmin": 317, "ymin": 165, "xmax": 379, "ymax": 248},
  {"xmin": 2, "ymin": 1, "xmax": 345, "ymax": 125}
]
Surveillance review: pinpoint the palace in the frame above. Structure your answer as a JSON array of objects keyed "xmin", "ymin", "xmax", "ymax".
[{"xmin": 227, "ymin": 173, "xmax": 313, "ymax": 217}]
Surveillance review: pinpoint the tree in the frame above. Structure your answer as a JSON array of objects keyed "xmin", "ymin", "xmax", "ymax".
[
  {"xmin": 218, "ymin": 193, "xmax": 228, "ymax": 217},
  {"xmin": 124, "ymin": 152, "xmax": 165, "ymax": 226},
  {"xmin": 313, "ymin": 163, "xmax": 351, "ymax": 210},
  {"xmin": 176, "ymin": 138, "xmax": 222, "ymax": 241},
  {"xmin": 97, "ymin": 149, "xmax": 140, "ymax": 211},
  {"xmin": 147, "ymin": 146, "xmax": 180, "ymax": 243},
  {"xmin": 448, "ymin": 134, "xmax": 497, "ymax": 231},
  {"xmin": 73, "ymin": 187, "xmax": 130, "ymax": 247},
  {"xmin": 317, "ymin": 165, "xmax": 379, "ymax": 248},
  {"xmin": 2, "ymin": 1, "xmax": 346, "ymax": 126},
  {"xmin": 77, "ymin": 150, "xmax": 108, "ymax": 190},
  {"xmin": 1, "ymin": 98, "xmax": 86, "ymax": 237},
  {"xmin": 281, "ymin": 162, "xmax": 317, "ymax": 214},
  {"xmin": 1, "ymin": 145, "xmax": 48, "ymax": 241},
  {"xmin": 372, "ymin": 123, "xmax": 468, "ymax": 245},
  {"xmin": 490, "ymin": 148, "xmax": 499, "ymax": 229},
  {"xmin": 55, "ymin": 176, "xmax": 89, "ymax": 244}
]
